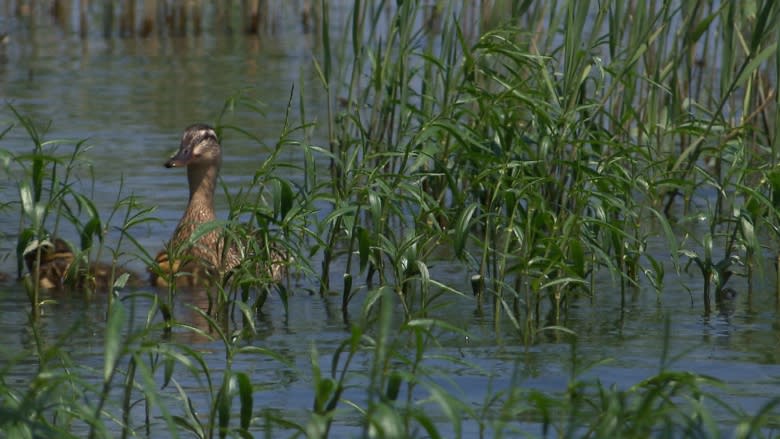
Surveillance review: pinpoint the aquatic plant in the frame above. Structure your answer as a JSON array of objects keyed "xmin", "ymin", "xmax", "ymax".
[{"xmin": 309, "ymin": 0, "xmax": 779, "ymax": 325}]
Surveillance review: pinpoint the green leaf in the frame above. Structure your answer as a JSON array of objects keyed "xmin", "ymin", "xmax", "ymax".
[
  {"xmin": 104, "ymin": 300, "xmax": 126, "ymax": 382},
  {"xmin": 113, "ymin": 272, "xmax": 130, "ymax": 290},
  {"xmin": 357, "ymin": 226, "xmax": 371, "ymax": 272},
  {"xmin": 686, "ymin": 10, "xmax": 719, "ymax": 46},
  {"xmin": 236, "ymin": 372, "xmax": 253, "ymax": 431},
  {"xmin": 81, "ymin": 216, "xmax": 102, "ymax": 250},
  {"xmin": 217, "ymin": 373, "xmax": 232, "ymax": 436},
  {"xmin": 19, "ymin": 182, "xmax": 33, "ymax": 216},
  {"xmin": 370, "ymin": 402, "xmax": 404, "ymax": 438},
  {"xmin": 342, "ymin": 272, "xmax": 353, "ymax": 302},
  {"xmin": 322, "ymin": 204, "xmax": 357, "ymax": 226},
  {"xmin": 385, "ymin": 371, "xmax": 402, "ymax": 401},
  {"xmin": 734, "ymin": 42, "xmax": 777, "ymax": 89},
  {"xmin": 278, "ymin": 178, "xmax": 294, "ymax": 220},
  {"xmin": 454, "ymin": 203, "xmax": 478, "ymax": 258},
  {"xmin": 16, "ymin": 228, "xmax": 36, "ymax": 278},
  {"xmin": 369, "ymin": 192, "xmax": 382, "ymax": 225},
  {"xmin": 235, "ymin": 300, "xmax": 257, "ymax": 335},
  {"xmin": 569, "ymin": 238, "xmax": 585, "ymax": 278},
  {"xmin": 162, "ymin": 355, "xmax": 175, "ymax": 389}
]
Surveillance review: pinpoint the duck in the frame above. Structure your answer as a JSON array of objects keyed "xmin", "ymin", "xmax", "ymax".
[
  {"xmin": 23, "ymin": 238, "xmax": 76, "ymax": 290},
  {"xmin": 150, "ymin": 123, "xmax": 286, "ymax": 288},
  {"xmin": 23, "ymin": 237, "xmax": 140, "ymax": 291}
]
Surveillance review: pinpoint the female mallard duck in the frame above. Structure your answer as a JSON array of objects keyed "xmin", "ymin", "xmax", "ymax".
[
  {"xmin": 23, "ymin": 238, "xmax": 139, "ymax": 291},
  {"xmin": 151, "ymin": 124, "xmax": 285, "ymax": 288}
]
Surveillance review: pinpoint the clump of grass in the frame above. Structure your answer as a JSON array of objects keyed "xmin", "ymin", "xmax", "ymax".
[
  {"xmin": 310, "ymin": 0, "xmax": 779, "ymax": 326},
  {"xmin": 297, "ymin": 0, "xmax": 780, "ymax": 433}
]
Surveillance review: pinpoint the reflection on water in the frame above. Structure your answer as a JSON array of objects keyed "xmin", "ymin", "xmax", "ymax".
[
  {"xmin": 1, "ymin": 6, "xmax": 780, "ymax": 437},
  {"xmin": 2, "ymin": 269, "xmax": 780, "ymax": 435}
]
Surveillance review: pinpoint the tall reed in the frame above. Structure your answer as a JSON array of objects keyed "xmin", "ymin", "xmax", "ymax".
[
  {"xmin": 307, "ymin": 0, "xmax": 779, "ymax": 323},
  {"xmin": 304, "ymin": 0, "xmax": 779, "ymax": 430}
]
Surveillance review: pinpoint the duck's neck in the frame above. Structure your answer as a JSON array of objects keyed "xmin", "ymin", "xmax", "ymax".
[
  {"xmin": 187, "ymin": 164, "xmax": 218, "ymax": 216},
  {"xmin": 173, "ymin": 164, "xmax": 219, "ymax": 249}
]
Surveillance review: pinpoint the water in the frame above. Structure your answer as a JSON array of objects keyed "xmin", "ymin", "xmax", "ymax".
[{"xmin": 1, "ymin": 6, "xmax": 780, "ymax": 437}]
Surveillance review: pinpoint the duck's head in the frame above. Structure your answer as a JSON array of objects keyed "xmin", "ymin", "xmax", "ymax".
[
  {"xmin": 23, "ymin": 239, "xmax": 56, "ymax": 271},
  {"xmin": 23, "ymin": 238, "xmax": 73, "ymax": 264},
  {"xmin": 165, "ymin": 124, "xmax": 222, "ymax": 169}
]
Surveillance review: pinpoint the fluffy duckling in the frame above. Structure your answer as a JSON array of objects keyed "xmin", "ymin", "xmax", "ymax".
[
  {"xmin": 23, "ymin": 238, "xmax": 139, "ymax": 291},
  {"xmin": 151, "ymin": 124, "xmax": 286, "ymax": 288},
  {"xmin": 23, "ymin": 238, "xmax": 76, "ymax": 290}
]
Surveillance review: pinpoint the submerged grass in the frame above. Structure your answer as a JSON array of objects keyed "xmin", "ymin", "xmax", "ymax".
[{"xmin": 1, "ymin": 0, "xmax": 780, "ymax": 437}]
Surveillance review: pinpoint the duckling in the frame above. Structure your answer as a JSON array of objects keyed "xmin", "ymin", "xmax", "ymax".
[
  {"xmin": 151, "ymin": 249, "xmax": 219, "ymax": 288},
  {"xmin": 23, "ymin": 238, "xmax": 75, "ymax": 290},
  {"xmin": 82, "ymin": 259, "xmax": 143, "ymax": 291},
  {"xmin": 23, "ymin": 238, "xmax": 140, "ymax": 291},
  {"xmin": 151, "ymin": 124, "xmax": 286, "ymax": 288}
]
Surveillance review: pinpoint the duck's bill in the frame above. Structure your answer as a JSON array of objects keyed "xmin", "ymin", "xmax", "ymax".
[{"xmin": 164, "ymin": 147, "xmax": 192, "ymax": 168}]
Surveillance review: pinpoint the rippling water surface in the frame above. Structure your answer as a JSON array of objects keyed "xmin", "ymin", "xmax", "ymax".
[{"xmin": 1, "ymin": 6, "xmax": 779, "ymax": 436}]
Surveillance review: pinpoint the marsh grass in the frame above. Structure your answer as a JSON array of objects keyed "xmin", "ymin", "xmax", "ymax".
[{"xmin": 2, "ymin": 0, "xmax": 780, "ymax": 437}]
